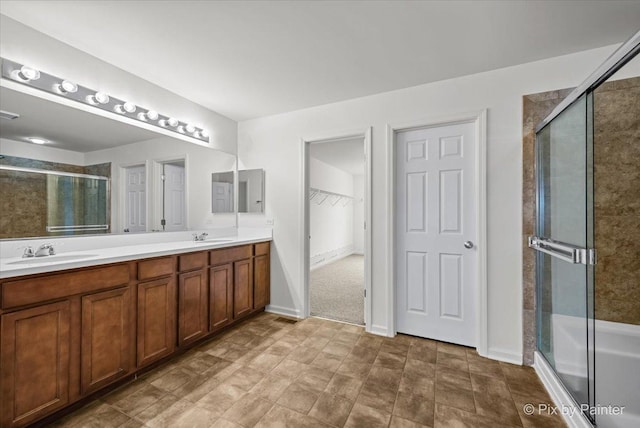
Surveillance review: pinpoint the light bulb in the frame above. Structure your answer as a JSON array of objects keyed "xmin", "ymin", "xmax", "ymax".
[
  {"xmin": 114, "ymin": 102, "xmax": 136, "ymax": 114},
  {"xmin": 55, "ymin": 80, "xmax": 78, "ymax": 94},
  {"xmin": 177, "ymin": 125, "xmax": 185, "ymax": 133},
  {"xmin": 193, "ymin": 130, "xmax": 202, "ymax": 139},
  {"xmin": 167, "ymin": 117, "xmax": 178, "ymax": 127},
  {"xmin": 123, "ymin": 102, "xmax": 136, "ymax": 113},
  {"xmin": 158, "ymin": 119, "xmax": 167, "ymax": 127},
  {"xmin": 27, "ymin": 137, "xmax": 48, "ymax": 145},
  {"xmin": 86, "ymin": 92, "xmax": 110, "ymax": 105},
  {"xmin": 13, "ymin": 65, "xmax": 41, "ymax": 81},
  {"xmin": 185, "ymin": 124, "xmax": 196, "ymax": 133},
  {"xmin": 200, "ymin": 129, "xmax": 209, "ymax": 138},
  {"xmin": 137, "ymin": 110, "xmax": 159, "ymax": 121}
]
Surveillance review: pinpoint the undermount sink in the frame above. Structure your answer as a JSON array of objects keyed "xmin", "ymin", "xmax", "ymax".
[
  {"xmin": 194, "ymin": 239, "xmax": 234, "ymax": 243},
  {"xmin": 7, "ymin": 254, "xmax": 100, "ymax": 265}
]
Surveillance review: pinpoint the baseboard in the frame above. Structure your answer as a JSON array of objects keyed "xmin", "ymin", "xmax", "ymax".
[
  {"xmin": 534, "ymin": 351, "xmax": 593, "ymax": 428},
  {"xmin": 265, "ymin": 305, "xmax": 303, "ymax": 319},
  {"xmin": 487, "ymin": 347, "xmax": 523, "ymax": 365},
  {"xmin": 310, "ymin": 245, "xmax": 355, "ymax": 271},
  {"xmin": 367, "ymin": 324, "xmax": 392, "ymax": 337}
]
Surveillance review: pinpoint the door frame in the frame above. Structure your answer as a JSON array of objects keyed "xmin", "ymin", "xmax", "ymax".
[
  {"xmin": 300, "ymin": 127, "xmax": 372, "ymax": 328},
  {"xmin": 386, "ymin": 110, "xmax": 488, "ymax": 356}
]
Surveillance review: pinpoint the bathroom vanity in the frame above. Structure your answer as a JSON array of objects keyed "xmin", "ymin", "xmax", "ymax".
[{"xmin": 0, "ymin": 238, "xmax": 270, "ymax": 428}]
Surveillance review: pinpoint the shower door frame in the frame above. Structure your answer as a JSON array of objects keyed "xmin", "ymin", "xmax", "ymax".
[{"xmin": 531, "ymin": 29, "xmax": 640, "ymax": 428}]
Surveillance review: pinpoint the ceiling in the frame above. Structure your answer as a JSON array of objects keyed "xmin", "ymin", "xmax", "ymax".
[
  {"xmin": 1, "ymin": 1, "xmax": 639, "ymax": 121},
  {"xmin": 0, "ymin": 86, "xmax": 159, "ymax": 152},
  {"xmin": 310, "ymin": 137, "xmax": 364, "ymax": 176}
]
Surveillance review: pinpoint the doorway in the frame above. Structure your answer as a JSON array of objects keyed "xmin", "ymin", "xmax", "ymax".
[{"xmin": 302, "ymin": 129, "xmax": 372, "ymax": 327}]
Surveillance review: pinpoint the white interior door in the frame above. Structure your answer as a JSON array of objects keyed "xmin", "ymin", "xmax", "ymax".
[
  {"xmin": 396, "ymin": 122, "xmax": 477, "ymax": 346},
  {"xmin": 125, "ymin": 165, "xmax": 146, "ymax": 232},
  {"xmin": 212, "ymin": 182, "xmax": 233, "ymax": 212},
  {"xmin": 163, "ymin": 164, "xmax": 185, "ymax": 231}
]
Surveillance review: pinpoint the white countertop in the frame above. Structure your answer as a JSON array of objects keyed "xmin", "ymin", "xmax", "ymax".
[{"xmin": 0, "ymin": 228, "xmax": 272, "ymax": 279}]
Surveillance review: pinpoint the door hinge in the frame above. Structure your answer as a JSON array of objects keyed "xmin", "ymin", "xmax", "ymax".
[{"xmin": 364, "ymin": 289, "xmax": 366, "ymax": 298}]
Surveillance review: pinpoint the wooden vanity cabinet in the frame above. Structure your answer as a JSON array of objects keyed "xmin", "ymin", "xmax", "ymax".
[
  {"xmin": 0, "ymin": 301, "xmax": 71, "ymax": 428},
  {"xmin": 0, "ymin": 240, "xmax": 270, "ymax": 427}
]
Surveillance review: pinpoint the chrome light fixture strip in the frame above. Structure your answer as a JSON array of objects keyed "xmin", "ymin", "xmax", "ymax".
[{"xmin": 0, "ymin": 58, "xmax": 209, "ymax": 143}]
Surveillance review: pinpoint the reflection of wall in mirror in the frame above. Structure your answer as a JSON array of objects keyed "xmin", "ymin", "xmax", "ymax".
[
  {"xmin": 1, "ymin": 136, "xmax": 236, "ymax": 236},
  {"xmin": 239, "ymin": 169, "xmax": 264, "ymax": 213},
  {"xmin": 211, "ymin": 171, "xmax": 234, "ymax": 214}
]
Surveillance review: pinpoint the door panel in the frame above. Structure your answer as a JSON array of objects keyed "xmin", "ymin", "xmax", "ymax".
[
  {"xmin": 1, "ymin": 301, "xmax": 71, "ymax": 428},
  {"xmin": 178, "ymin": 270, "xmax": 208, "ymax": 346},
  {"xmin": 533, "ymin": 94, "xmax": 594, "ymax": 413},
  {"xmin": 137, "ymin": 277, "xmax": 176, "ymax": 367},
  {"xmin": 125, "ymin": 165, "xmax": 146, "ymax": 233},
  {"xmin": 209, "ymin": 264, "xmax": 233, "ymax": 331},
  {"xmin": 81, "ymin": 287, "xmax": 132, "ymax": 395},
  {"xmin": 396, "ymin": 122, "xmax": 476, "ymax": 346},
  {"xmin": 163, "ymin": 164, "xmax": 185, "ymax": 231},
  {"xmin": 254, "ymin": 253, "xmax": 270, "ymax": 309},
  {"xmin": 233, "ymin": 259, "xmax": 253, "ymax": 319}
]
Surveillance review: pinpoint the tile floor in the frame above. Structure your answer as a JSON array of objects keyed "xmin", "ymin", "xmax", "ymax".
[{"xmin": 52, "ymin": 313, "xmax": 566, "ymax": 428}]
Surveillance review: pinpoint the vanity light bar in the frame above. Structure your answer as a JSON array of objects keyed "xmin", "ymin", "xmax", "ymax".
[{"xmin": 0, "ymin": 58, "xmax": 210, "ymax": 143}]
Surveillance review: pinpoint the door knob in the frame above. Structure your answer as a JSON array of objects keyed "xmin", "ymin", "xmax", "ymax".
[{"xmin": 464, "ymin": 241, "xmax": 474, "ymax": 249}]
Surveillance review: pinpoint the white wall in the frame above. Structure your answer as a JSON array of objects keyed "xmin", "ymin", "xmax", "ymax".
[
  {"xmin": 238, "ymin": 44, "xmax": 619, "ymax": 362},
  {"xmin": 0, "ymin": 15, "xmax": 237, "ymax": 155},
  {"xmin": 352, "ymin": 174, "xmax": 364, "ymax": 255},
  {"xmin": 309, "ymin": 157, "xmax": 354, "ymax": 268}
]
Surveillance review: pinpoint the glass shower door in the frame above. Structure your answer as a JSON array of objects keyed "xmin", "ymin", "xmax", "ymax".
[{"xmin": 531, "ymin": 94, "xmax": 596, "ymax": 419}]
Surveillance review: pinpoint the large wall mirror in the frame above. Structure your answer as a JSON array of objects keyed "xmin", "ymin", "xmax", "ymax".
[{"xmin": 0, "ymin": 85, "xmax": 236, "ymax": 240}]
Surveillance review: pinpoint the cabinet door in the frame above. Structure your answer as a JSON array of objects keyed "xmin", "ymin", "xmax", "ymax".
[
  {"xmin": 137, "ymin": 277, "xmax": 176, "ymax": 368},
  {"xmin": 209, "ymin": 264, "xmax": 233, "ymax": 331},
  {"xmin": 1, "ymin": 301, "xmax": 71, "ymax": 428},
  {"xmin": 233, "ymin": 259, "xmax": 254, "ymax": 319},
  {"xmin": 81, "ymin": 287, "xmax": 132, "ymax": 395},
  {"xmin": 178, "ymin": 269, "xmax": 208, "ymax": 346},
  {"xmin": 254, "ymin": 254, "xmax": 270, "ymax": 309}
]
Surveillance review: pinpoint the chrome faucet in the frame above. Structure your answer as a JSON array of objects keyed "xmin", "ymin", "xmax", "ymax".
[
  {"xmin": 34, "ymin": 243, "xmax": 56, "ymax": 257},
  {"xmin": 192, "ymin": 232, "xmax": 209, "ymax": 242},
  {"xmin": 21, "ymin": 246, "xmax": 35, "ymax": 258}
]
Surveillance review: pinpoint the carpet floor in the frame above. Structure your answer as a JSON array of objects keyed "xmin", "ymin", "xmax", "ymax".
[{"xmin": 310, "ymin": 254, "xmax": 364, "ymax": 325}]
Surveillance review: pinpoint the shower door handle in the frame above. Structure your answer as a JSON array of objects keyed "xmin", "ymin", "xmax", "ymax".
[{"xmin": 528, "ymin": 236, "xmax": 597, "ymax": 265}]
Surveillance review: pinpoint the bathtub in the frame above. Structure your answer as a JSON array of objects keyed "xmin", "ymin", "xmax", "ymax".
[{"xmin": 546, "ymin": 314, "xmax": 640, "ymax": 428}]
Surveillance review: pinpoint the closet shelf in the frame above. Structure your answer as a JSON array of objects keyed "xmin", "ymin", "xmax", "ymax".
[{"xmin": 309, "ymin": 187, "xmax": 354, "ymax": 207}]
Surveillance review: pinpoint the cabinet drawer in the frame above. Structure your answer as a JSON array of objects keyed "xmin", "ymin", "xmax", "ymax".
[
  {"xmin": 179, "ymin": 252, "xmax": 207, "ymax": 272},
  {"xmin": 138, "ymin": 257, "xmax": 175, "ymax": 280},
  {"xmin": 254, "ymin": 242, "xmax": 270, "ymax": 256},
  {"xmin": 1, "ymin": 264, "xmax": 130, "ymax": 309},
  {"xmin": 210, "ymin": 245, "xmax": 252, "ymax": 266}
]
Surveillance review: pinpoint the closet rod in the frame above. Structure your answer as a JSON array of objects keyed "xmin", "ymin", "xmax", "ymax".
[{"xmin": 309, "ymin": 187, "xmax": 354, "ymax": 199}]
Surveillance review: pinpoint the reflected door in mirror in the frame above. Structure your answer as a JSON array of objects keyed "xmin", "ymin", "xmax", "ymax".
[{"xmin": 125, "ymin": 165, "xmax": 146, "ymax": 233}]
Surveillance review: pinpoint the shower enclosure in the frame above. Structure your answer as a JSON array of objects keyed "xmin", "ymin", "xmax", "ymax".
[{"xmin": 530, "ymin": 30, "xmax": 639, "ymax": 427}]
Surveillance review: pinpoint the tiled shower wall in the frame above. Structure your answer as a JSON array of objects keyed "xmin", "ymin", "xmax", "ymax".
[
  {"xmin": 0, "ymin": 155, "xmax": 111, "ymax": 239},
  {"xmin": 522, "ymin": 76, "xmax": 640, "ymax": 364},
  {"xmin": 593, "ymin": 77, "xmax": 640, "ymax": 325}
]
